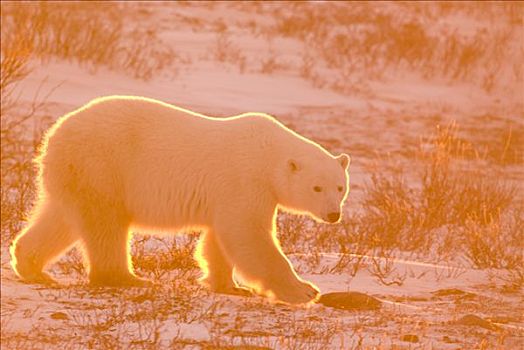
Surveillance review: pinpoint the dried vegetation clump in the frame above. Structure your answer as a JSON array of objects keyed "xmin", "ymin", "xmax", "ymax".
[
  {"xmin": 1, "ymin": 27, "xmax": 38, "ymax": 243},
  {"xmin": 277, "ymin": 122, "xmax": 522, "ymax": 289},
  {"xmin": 0, "ymin": 2, "xmax": 176, "ymax": 80},
  {"xmin": 268, "ymin": 2, "xmax": 524, "ymax": 93}
]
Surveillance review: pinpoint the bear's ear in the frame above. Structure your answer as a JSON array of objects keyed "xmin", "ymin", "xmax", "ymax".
[
  {"xmin": 337, "ymin": 153, "xmax": 350, "ymax": 169},
  {"xmin": 288, "ymin": 159, "xmax": 300, "ymax": 173}
]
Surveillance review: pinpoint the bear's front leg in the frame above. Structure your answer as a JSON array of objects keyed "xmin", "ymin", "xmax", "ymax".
[{"xmin": 213, "ymin": 211, "xmax": 319, "ymax": 304}]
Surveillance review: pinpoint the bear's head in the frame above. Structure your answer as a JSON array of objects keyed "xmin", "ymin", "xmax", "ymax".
[{"xmin": 275, "ymin": 148, "xmax": 350, "ymax": 224}]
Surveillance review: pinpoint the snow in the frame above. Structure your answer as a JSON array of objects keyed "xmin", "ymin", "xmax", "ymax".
[
  {"xmin": 18, "ymin": 59, "xmax": 357, "ymax": 117},
  {"xmin": 2, "ymin": 2, "xmax": 523, "ymax": 349}
]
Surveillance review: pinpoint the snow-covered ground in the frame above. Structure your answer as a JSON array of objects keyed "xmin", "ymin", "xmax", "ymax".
[
  {"xmin": 1, "ymin": 2, "xmax": 523, "ymax": 349},
  {"xmin": 2, "ymin": 248, "xmax": 522, "ymax": 348}
]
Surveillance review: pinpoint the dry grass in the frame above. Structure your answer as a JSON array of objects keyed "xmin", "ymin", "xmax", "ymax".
[
  {"xmin": 212, "ymin": 32, "xmax": 247, "ymax": 73},
  {"xmin": 0, "ymin": 33, "xmax": 40, "ymax": 244},
  {"xmin": 267, "ymin": 2, "xmax": 524, "ymax": 93},
  {"xmin": 274, "ymin": 121, "xmax": 522, "ymax": 291},
  {"xmin": 0, "ymin": 1, "xmax": 176, "ymax": 80}
]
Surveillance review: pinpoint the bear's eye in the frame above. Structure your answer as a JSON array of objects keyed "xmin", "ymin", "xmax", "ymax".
[
  {"xmin": 313, "ymin": 186, "xmax": 323, "ymax": 192},
  {"xmin": 337, "ymin": 186, "xmax": 344, "ymax": 192}
]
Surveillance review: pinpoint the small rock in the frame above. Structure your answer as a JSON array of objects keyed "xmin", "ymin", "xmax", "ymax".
[
  {"xmin": 50, "ymin": 311, "xmax": 69, "ymax": 320},
  {"xmin": 487, "ymin": 316, "xmax": 517, "ymax": 324},
  {"xmin": 456, "ymin": 314, "xmax": 500, "ymax": 331},
  {"xmin": 401, "ymin": 334, "xmax": 419, "ymax": 343},
  {"xmin": 433, "ymin": 288, "xmax": 466, "ymax": 296},
  {"xmin": 432, "ymin": 288, "xmax": 476, "ymax": 301},
  {"xmin": 442, "ymin": 335, "xmax": 456, "ymax": 343},
  {"xmin": 318, "ymin": 292, "xmax": 381, "ymax": 311}
]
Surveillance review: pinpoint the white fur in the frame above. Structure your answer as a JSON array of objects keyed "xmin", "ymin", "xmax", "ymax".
[{"xmin": 10, "ymin": 96, "xmax": 350, "ymax": 304}]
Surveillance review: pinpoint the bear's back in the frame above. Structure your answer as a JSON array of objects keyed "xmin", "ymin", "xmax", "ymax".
[{"xmin": 40, "ymin": 97, "xmax": 283, "ymax": 202}]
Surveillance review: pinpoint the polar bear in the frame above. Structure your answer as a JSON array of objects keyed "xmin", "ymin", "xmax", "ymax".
[{"xmin": 10, "ymin": 96, "xmax": 350, "ymax": 304}]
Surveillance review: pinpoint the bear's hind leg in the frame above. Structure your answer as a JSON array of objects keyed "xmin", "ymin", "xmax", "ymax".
[
  {"xmin": 10, "ymin": 201, "xmax": 78, "ymax": 284},
  {"xmin": 195, "ymin": 231, "xmax": 251, "ymax": 296},
  {"xmin": 76, "ymin": 209, "xmax": 148, "ymax": 287}
]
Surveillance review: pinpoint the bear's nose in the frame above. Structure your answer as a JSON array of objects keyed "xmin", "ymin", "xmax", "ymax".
[{"xmin": 327, "ymin": 212, "xmax": 340, "ymax": 223}]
